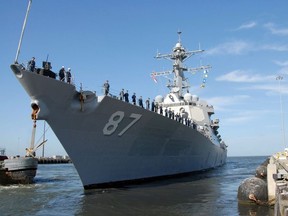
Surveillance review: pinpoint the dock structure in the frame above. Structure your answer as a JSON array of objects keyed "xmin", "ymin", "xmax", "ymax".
[
  {"xmin": 268, "ymin": 150, "xmax": 288, "ymax": 216},
  {"xmin": 37, "ymin": 156, "xmax": 71, "ymax": 164}
]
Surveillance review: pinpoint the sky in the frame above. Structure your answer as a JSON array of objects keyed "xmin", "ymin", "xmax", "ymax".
[{"xmin": 1, "ymin": 0, "xmax": 288, "ymax": 157}]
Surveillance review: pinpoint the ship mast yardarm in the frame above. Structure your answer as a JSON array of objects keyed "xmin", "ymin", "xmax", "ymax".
[{"xmin": 152, "ymin": 31, "xmax": 211, "ymax": 98}]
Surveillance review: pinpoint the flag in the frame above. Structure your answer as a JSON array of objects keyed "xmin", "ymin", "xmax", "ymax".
[{"xmin": 151, "ymin": 73, "xmax": 158, "ymax": 83}]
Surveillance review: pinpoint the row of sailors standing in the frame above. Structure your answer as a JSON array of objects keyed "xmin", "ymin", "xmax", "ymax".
[
  {"xmin": 118, "ymin": 88, "xmax": 148, "ymax": 109},
  {"xmin": 152, "ymin": 104, "xmax": 196, "ymax": 128},
  {"xmin": 27, "ymin": 57, "xmax": 73, "ymax": 84},
  {"xmin": 103, "ymin": 82, "xmax": 165, "ymax": 112},
  {"xmin": 117, "ymin": 87, "xmax": 196, "ymax": 128},
  {"xmin": 103, "ymin": 81, "xmax": 197, "ymax": 129},
  {"xmin": 58, "ymin": 66, "xmax": 72, "ymax": 83},
  {"xmin": 102, "ymin": 82, "xmax": 148, "ymax": 109},
  {"xmin": 156, "ymin": 106, "xmax": 197, "ymax": 129}
]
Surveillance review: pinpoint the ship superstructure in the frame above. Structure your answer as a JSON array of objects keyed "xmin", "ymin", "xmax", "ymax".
[{"xmin": 151, "ymin": 32, "xmax": 225, "ymax": 149}]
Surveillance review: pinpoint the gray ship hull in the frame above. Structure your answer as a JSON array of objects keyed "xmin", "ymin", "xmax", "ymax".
[{"xmin": 11, "ymin": 64, "xmax": 227, "ymax": 188}]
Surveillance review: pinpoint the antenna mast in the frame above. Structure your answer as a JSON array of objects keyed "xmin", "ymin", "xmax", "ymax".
[
  {"xmin": 177, "ymin": 31, "xmax": 182, "ymax": 43},
  {"xmin": 152, "ymin": 32, "xmax": 211, "ymax": 97},
  {"xmin": 42, "ymin": 121, "xmax": 46, "ymax": 157},
  {"xmin": 276, "ymin": 75, "xmax": 286, "ymax": 149},
  {"xmin": 15, "ymin": 0, "xmax": 32, "ymax": 63}
]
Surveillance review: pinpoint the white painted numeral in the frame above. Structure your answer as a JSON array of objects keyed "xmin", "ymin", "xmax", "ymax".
[
  {"xmin": 118, "ymin": 113, "xmax": 142, "ymax": 136},
  {"xmin": 103, "ymin": 111, "xmax": 124, "ymax": 135},
  {"xmin": 103, "ymin": 111, "xmax": 142, "ymax": 136}
]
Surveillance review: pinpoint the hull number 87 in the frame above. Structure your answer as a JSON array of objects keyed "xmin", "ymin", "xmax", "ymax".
[{"xmin": 103, "ymin": 111, "xmax": 142, "ymax": 136}]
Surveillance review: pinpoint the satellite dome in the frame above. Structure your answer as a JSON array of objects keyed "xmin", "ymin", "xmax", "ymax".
[
  {"xmin": 184, "ymin": 93, "xmax": 192, "ymax": 102},
  {"xmin": 155, "ymin": 95, "xmax": 164, "ymax": 103},
  {"xmin": 192, "ymin": 95, "xmax": 199, "ymax": 102},
  {"xmin": 175, "ymin": 42, "xmax": 181, "ymax": 48}
]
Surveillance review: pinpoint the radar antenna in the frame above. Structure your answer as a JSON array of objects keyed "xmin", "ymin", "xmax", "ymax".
[
  {"xmin": 152, "ymin": 32, "xmax": 211, "ymax": 97},
  {"xmin": 177, "ymin": 30, "xmax": 182, "ymax": 43}
]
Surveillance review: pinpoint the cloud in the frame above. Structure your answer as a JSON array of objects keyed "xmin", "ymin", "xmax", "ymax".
[
  {"xmin": 235, "ymin": 21, "xmax": 257, "ymax": 30},
  {"xmin": 206, "ymin": 40, "xmax": 251, "ymax": 55},
  {"xmin": 264, "ymin": 22, "xmax": 288, "ymax": 36},
  {"xmin": 278, "ymin": 67, "xmax": 288, "ymax": 75},
  {"xmin": 224, "ymin": 113, "xmax": 256, "ymax": 124},
  {"xmin": 247, "ymin": 83, "xmax": 288, "ymax": 95},
  {"xmin": 216, "ymin": 70, "xmax": 275, "ymax": 83},
  {"xmin": 207, "ymin": 41, "xmax": 288, "ymax": 56},
  {"xmin": 272, "ymin": 61, "xmax": 288, "ymax": 77},
  {"xmin": 205, "ymin": 95, "xmax": 250, "ymax": 111},
  {"xmin": 274, "ymin": 60, "xmax": 288, "ymax": 67},
  {"xmin": 223, "ymin": 109, "xmax": 271, "ymax": 125},
  {"xmin": 259, "ymin": 44, "xmax": 288, "ymax": 52}
]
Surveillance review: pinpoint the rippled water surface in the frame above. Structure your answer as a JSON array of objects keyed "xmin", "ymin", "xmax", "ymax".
[{"xmin": 0, "ymin": 156, "xmax": 274, "ymax": 216}]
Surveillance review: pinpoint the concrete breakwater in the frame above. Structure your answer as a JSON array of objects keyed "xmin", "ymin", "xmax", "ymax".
[{"xmin": 238, "ymin": 150, "xmax": 288, "ymax": 216}]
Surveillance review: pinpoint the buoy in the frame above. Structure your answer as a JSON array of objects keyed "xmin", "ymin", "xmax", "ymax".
[
  {"xmin": 255, "ymin": 165, "xmax": 267, "ymax": 179},
  {"xmin": 238, "ymin": 177, "xmax": 268, "ymax": 204},
  {"xmin": 255, "ymin": 158, "xmax": 269, "ymax": 179}
]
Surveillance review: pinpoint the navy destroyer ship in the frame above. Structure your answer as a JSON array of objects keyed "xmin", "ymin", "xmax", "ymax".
[{"xmin": 10, "ymin": 1, "xmax": 227, "ymax": 189}]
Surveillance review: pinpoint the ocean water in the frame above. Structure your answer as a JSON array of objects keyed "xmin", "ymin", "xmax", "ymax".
[{"xmin": 0, "ymin": 156, "xmax": 274, "ymax": 216}]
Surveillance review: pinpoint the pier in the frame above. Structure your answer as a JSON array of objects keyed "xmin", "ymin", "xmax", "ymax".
[
  {"xmin": 268, "ymin": 150, "xmax": 288, "ymax": 216},
  {"xmin": 37, "ymin": 156, "xmax": 71, "ymax": 164}
]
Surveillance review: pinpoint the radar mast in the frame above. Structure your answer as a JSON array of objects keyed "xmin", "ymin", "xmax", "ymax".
[{"xmin": 152, "ymin": 32, "xmax": 211, "ymax": 98}]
